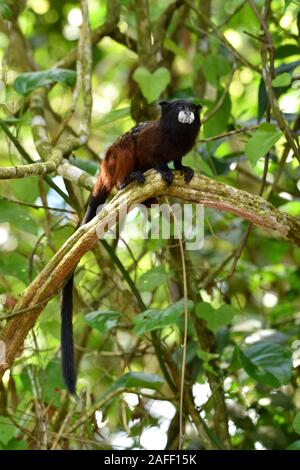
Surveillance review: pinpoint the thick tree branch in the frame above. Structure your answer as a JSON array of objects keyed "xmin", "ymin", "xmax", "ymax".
[{"xmin": 1, "ymin": 169, "xmax": 299, "ymax": 379}]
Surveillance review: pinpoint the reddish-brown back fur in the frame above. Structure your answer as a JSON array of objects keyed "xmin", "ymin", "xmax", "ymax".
[
  {"xmin": 92, "ymin": 121, "xmax": 161, "ymax": 197},
  {"xmin": 92, "ymin": 133, "xmax": 136, "ymax": 197}
]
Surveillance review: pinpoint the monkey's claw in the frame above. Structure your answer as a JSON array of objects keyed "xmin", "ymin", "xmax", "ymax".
[
  {"xmin": 134, "ymin": 171, "xmax": 146, "ymax": 184},
  {"xmin": 159, "ymin": 169, "xmax": 174, "ymax": 186},
  {"xmin": 182, "ymin": 166, "xmax": 194, "ymax": 183}
]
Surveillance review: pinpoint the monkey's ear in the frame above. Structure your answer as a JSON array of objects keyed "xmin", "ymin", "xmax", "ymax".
[
  {"xmin": 159, "ymin": 101, "xmax": 169, "ymax": 108},
  {"xmin": 195, "ymin": 103, "xmax": 203, "ymax": 110}
]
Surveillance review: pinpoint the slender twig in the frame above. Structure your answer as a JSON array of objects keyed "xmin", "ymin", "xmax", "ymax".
[
  {"xmin": 203, "ymin": 65, "xmax": 237, "ymax": 123},
  {"xmin": 199, "ymin": 125, "xmax": 259, "ymax": 142},
  {"xmin": 0, "ymin": 196, "xmax": 74, "ymax": 213}
]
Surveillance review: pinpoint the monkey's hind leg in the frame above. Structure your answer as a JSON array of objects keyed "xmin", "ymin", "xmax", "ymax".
[
  {"xmin": 155, "ymin": 162, "xmax": 174, "ymax": 186},
  {"xmin": 118, "ymin": 170, "xmax": 146, "ymax": 189}
]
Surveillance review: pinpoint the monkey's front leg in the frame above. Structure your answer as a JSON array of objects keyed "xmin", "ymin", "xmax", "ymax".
[
  {"xmin": 174, "ymin": 159, "xmax": 194, "ymax": 183},
  {"xmin": 155, "ymin": 162, "xmax": 174, "ymax": 185}
]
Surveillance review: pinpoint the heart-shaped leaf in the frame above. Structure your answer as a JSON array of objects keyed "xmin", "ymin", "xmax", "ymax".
[
  {"xmin": 14, "ymin": 69, "xmax": 76, "ymax": 95},
  {"xmin": 195, "ymin": 302, "xmax": 236, "ymax": 332},
  {"xmin": 133, "ymin": 66, "xmax": 171, "ymax": 103},
  {"xmin": 245, "ymin": 123, "xmax": 282, "ymax": 166}
]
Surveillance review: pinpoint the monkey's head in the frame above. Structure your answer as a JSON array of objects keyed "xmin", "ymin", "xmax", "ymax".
[{"xmin": 159, "ymin": 99, "xmax": 202, "ymax": 129}]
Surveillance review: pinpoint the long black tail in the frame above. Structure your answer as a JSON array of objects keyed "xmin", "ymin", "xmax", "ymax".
[
  {"xmin": 61, "ymin": 273, "xmax": 76, "ymax": 395},
  {"xmin": 60, "ymin": 192, "xmax": 108, "ymax": 395}
]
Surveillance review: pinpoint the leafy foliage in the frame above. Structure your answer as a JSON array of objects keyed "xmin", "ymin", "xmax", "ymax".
[
  {"xmin": 14, "ymin": 69, "xmax": 76, "ymax": 95},
  {"xmin": 245, "ymin": 124, "xmax": 282, "ymax": 166},
  {"xmin": 133, "ymin": 299, "xmax": 194, "ymax": 335},
  {"xmin": 110, "ymin": 371, "xmax": 164, "ymax": 391}
]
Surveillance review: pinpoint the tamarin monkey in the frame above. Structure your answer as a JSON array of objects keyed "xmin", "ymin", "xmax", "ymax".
[{"xmin": 61, "ymin": 99, "xmax": 202, "ymax": 394}]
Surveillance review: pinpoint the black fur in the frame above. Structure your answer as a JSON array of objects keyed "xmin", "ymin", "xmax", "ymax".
[
  {"xmin": 158, "ymin": 99, "xmax": 201, "ymax": 163},
  {"xmin": 61, "ymin": 273, "xmax": 76, "ymax": 396}
]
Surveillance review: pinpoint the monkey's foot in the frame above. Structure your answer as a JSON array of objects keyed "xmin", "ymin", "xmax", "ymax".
[
  {"xmin": 181, "ymin": 166, "xmax": 194, "ymax": 183},
  {"xmin": 118, "ymin": 171, "xmax": 146, "ymax": 189},
  {"xmin": 156, "ymin": 167, "xmax": 174, "ymax": 186}
]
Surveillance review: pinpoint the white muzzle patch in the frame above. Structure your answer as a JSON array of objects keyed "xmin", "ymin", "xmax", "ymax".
[{"xmin": 178, "ymin": 110, "xmax": 195, "ymax": 124}]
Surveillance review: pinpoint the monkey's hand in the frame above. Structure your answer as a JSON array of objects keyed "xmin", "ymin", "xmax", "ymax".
[
  {"xmin": 155, "ymin": 163, "xmax": 173, "ymax": 186},
  {"xmin": 174, "ymin": 160, "xmax": 194, "ymax": 183}
]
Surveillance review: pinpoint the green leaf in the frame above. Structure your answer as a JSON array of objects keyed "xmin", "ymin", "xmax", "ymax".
[
  {"xmin": 287, "ymin": 441, "xmax": 300, "ymax": 450},
  {"xmin": 258, "ymin": 60, "xmax": 300, "ymax": 119},
  {"xmin": 84, "ymin": 310, "xmax": 121, "ymax": 334},
  {"xmin": 0, "ymin": 199, "xmax": 37, "ymax": 234},
  {"xmin": 14, "ymin": 69, "xmax": 76, "ymax": 95},
  {"xmin": 245, "ymin": 123, "xmax": 282, "ymax": 166},
  {"xmin": 293, "ymin": 412, "xmax": 300, "ymax": 435},
  {"xmin": 275, "ymin": 44, "xmax": 300, "ymax": 59},
  {"xmin": 42, "ymin": 361, "xmax": 64, "ymax": 407},
  {"xmin": 202, "ymin": 55, "xmax": 231, "ymax": 86},
  {"xmin": 0, "ymin": 252, "xmax": 28, "ymax": 283},
  {"xmin": 234, "ymin": 342, "xmax": 292, "ymax": 387},
  {"xmin": 0, "ymin": 1, "xmax": 12, "ymax": 19},
  {"xmin": 196, "ymin": 349, "xmax": 219, "ymax": 362},
  {"xmin": 133, "ymin": 66, "xmax": 171, "ymax": 103},
  {"xmin": 0, "ymin": 416, "xmax": 16, "ymax": 445},
  {"xmin": 71, "ymin": 158, "xmax": 98, "ymax": 176},
  {"xmin": 203, "ymin": 92, "xmax": 231, "ymax": 138},
  {"xmin": 10, "ymin": 176, "xmax": 39, "ymax": 204},
  {"xmin": 111, "ymin": 371, "xmax": 164, "ymax": 391},
  {"xmin": 272, "ymin": 72, "xmax": 292, "ymax": 88},
  {"xmin": 234, "ymin": 346, "xmax": 279, "ymax": 387},
  {"xmin": 164, "ymin": 38, "xmax": 186, "ymax": 58},
  {"xmin": 137, "ymin": 266, "xmax": 170, "ymax": 292},
  {"xmin": 95, "ymin": 107, "xmax": 131, "ymax": 127},
  {"xmin": 195, "ymin": 302, "xmax": 236, "ymax": 332},
  {"xmin": 134, "ymin": 299, "xmax": 194, "ymax": 335},
  {"xmin": 279, "ymin": 201, "xmax": 300, "ymax": 216},
  {"xmin": 5, "ymin": 439, "xmax": 28, "ymax": 450}
]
